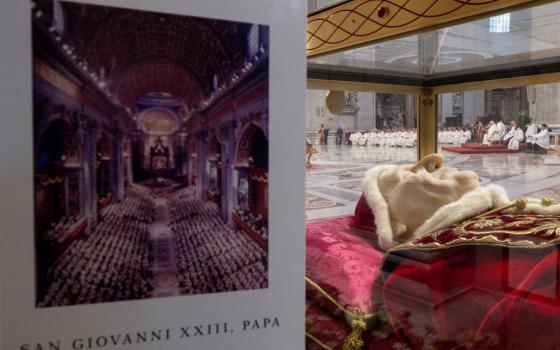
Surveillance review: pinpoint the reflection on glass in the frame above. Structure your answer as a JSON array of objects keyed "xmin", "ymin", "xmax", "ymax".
[
  {"xmin": 308, "ymin": 0, "xmax": 347, "ymax": 13},
  {"xmin": 489, "ymin": 13, "xmax": 511, "ymax": 33},
  {"xmin": 436, "ymin": 82, "xmax": 560, "ymax": 208},
  {"xmin": 304, "ymin": 88, "xmax": 418, "ymax": 221},
  {"xmin": 308, "ymin": 35, "xmax": 421, "ymax": 76},
  {"xmin": 309, "ymin": 1, "xmax": 560, "ymax": 78}
]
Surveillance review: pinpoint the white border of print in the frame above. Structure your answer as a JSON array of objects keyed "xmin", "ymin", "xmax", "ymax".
[{"xmin": 0, "ymin": 0, "xmax": 306, "ymax": 349}]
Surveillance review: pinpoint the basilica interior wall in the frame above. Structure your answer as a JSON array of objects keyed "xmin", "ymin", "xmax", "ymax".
[
  {"xmin": 306, "ymin": 89, "xmax": 355, "ymax": 133},
  {"xmin": 463, "ymin": 90, "xmax": 486, "ymax": 125},
  {"xmin": 306, "ymin": 89, "xmax": 420, "ymax": 136},
  {"xmin": 356, "ymin": 92, "xmax": 375, "ymax": 131},
  {"xmin": 439, "ymin": 90, "xmax": 485, "ymax": 127},
  {"xmin": 529, "ymin": 83, "xmax": 560, "ymax": 125}
]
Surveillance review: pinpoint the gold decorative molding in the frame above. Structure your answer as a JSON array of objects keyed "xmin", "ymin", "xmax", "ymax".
[
  {"xmin": 417, "ymin": 87, "xmax": 437, "ymax": 159},
  {"xmin": 307, "ymin": 0, "xmax": 554, "ymax": 58},
  {"xmin": 34, "ymin": 58, "xmax": 81, "ymax": 100},
  {"xmin": 420, "ymin": 87, "xmax": 434, "ymax": 106}
]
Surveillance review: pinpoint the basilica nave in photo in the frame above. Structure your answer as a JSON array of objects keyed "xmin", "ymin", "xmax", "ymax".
[{"xmin": 32, "ymin": 0, "xmax": 269, "ymax": 306}]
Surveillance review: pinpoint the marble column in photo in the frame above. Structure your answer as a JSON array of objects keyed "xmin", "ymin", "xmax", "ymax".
[
  {"xmin": 83, "ymin": 119, "xmax": 98, "ymax": 227},
  {"xmin": 219, "ymin": 121, "xmax": 236, "ymax": 224},
  {"xmin": 196, "ymin": 127, "xmax": 209, "ymax": 201},
  {"xmin": 111, "ymin": 127, "xmax": 124, "ymax": 202}
]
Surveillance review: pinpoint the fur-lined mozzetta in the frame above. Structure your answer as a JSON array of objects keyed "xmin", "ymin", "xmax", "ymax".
[
  {"xmin": 362, "ymin": 164, "xmax": 400, "ymax": 250},
  {"xmin": 363, "ymin": 166, "xmax": 560, "ymax": 251},
  {"xmin": 411, "ymin": 185, "xmax": 509, "ymax": 239}
]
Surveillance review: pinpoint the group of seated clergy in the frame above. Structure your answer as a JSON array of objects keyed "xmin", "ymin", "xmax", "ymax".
[
  {"xmin": 483, "ymin": 119, "xmax": 550, "ymax": 151},
  {"xmin": 168, "ymin": 187, "xmax": 267, "ymax": 295},
  {"xmin": 349, "ymin": 129, "xmax": 417, "ymax": 147},
  {"xmin": 37, "ymin": 184, "xmax": 154, "ymax": 307},
  {"xmin": 437, "ymin": 128, "xmax": 472, "ymax": 145}
]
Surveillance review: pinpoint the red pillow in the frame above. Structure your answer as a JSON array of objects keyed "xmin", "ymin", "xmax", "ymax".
[{"xmin": 306, "ymin": 216, "xmax": 384, "ymax": 318}]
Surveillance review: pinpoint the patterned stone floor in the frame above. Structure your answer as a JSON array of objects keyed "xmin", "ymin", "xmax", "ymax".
[{"xmin": 305, "ymin": 144, "xmax": 560, "ymax": 221}]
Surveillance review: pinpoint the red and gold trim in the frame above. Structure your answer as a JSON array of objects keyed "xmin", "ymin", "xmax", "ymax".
[{"xmin": 389, "ymin": 214, "xmax": 560, "ymax": 254}]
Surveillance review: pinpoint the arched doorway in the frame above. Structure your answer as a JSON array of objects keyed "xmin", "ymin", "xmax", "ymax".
[
  {"xmin": 35, "ymin": 119, "xmax": 71, "ymax": 232},
  {"xmin": 236, "ymin": 124, "xmax": 268, "ymax": 221},
  {"xmin": 35, "ymin": 117, "xmax": 83, "ymax": 294},
  {"xmin": 187, "ymin": 137, "xmax": 197, "ymax": 186}
]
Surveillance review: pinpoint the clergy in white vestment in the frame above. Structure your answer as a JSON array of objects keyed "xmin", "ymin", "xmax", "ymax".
[
  {"xmin": 525, "ymin": 119, "xmax": 538, "ymax": 142},
  {"xmin": 533, "ymin": 124, "xmax": 550, "ymax": 148},
  {"xmin": 497, "ymin": 120, "xmax": 507, "ymax": 141},
  {"xmin": 483, "ymin": 121, "xmax": 500, "ymax": 145},
  {"xmin": 464, "ymin": 129, "xmax": 472, "ymax": 142},
  {"xmin": 504, "ymin": 122, "xmax": 524, "ymax": 150}
]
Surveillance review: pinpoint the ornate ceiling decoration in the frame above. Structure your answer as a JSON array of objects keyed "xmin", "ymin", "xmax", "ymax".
[
  {"xmin": 36, "ymin": 0, "xmax": 246, "ymax": 109},
  {"xmin": 137, "ymin": 108, "xmax": 180, "ymax": 135}
]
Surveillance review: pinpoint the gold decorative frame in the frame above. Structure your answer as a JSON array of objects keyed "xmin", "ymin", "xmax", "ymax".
[{"xmin": 307, "ymin": 0, "xmax": 555, "ymax": 58}]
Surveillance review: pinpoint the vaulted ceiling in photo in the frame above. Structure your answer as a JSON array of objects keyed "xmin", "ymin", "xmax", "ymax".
[{"xmin": 36, "ymin": 0, "xmax": 249, "ymax": 109}]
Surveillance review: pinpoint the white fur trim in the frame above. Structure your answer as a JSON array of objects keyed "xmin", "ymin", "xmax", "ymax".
[
  {"xmin": 412, "ymin": 185, "xmax": 509, "ymax": 239},
  {"xmin": 361, "ymin": 163, "xmax": 560, "ymax": 250},
  {"xmin": 362, "ymin": 165, "xmax": 398, "ymax": 250}
]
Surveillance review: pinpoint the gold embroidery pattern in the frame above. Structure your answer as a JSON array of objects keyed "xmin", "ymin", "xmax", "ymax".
[{"xmin": 392, "ymin": 214, "xmax": 560, "ymax": 252}]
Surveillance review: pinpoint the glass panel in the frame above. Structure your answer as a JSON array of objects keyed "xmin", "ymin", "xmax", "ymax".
[
  {"xmin": 309, "ymin": 1, "xmax": 560, "ymax": 80},
  {"xmin": 438, "ymin": 83, "xmax": 560, "ymax": 202},
  {"xmin": 307, "ymin": 0, "xmax": 348, "ymax": 14},
  {"xmin": 308, "ymin": 35, "xmax": 421, "ymax": 77},
  {"xmin": 305, "ymin": 88, "xmax": 417, "ymax": 221}
]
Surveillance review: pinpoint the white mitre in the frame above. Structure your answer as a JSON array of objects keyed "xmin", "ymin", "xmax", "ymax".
[{"xmin": 362, "ymin": 154, "xmax": 560, "ymax": 250}]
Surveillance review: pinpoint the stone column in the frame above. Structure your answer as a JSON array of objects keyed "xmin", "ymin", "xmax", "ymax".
[
  {"xmin": 418, "ymin": 32, "xmax": 439, "ymax": 158},
  {"xmin": 111, "ymin": 127, "xmax": 124, "ymax": 202},
  {"xmin": 219, "ymin": 121, "xmax": 236, "ymax": 224},
  {"xmin": 83, "ymin": 119, "xmax": 98, "ymax": 227},
  {"xmin": 405, "ymin": 94, "xmax": 416, "ymax": 128},
  {"xmin": 196, "ymin": 127, "xmax": 209, "ymax": 200}
]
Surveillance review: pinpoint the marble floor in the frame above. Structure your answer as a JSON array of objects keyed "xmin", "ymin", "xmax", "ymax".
[{"xmin": 305, "ymin": 144, "xmax": 560, "ymax": 221}]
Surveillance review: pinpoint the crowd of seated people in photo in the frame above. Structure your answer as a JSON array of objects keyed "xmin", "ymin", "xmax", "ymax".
[
  {"xmin": 168, "ymin": 187, "xmax": 267, "ymax": 295},
  {"xmin": 235, "ymin": 208, "xmax": 268, "ymax": 240},
  {"xmin": 37, "ymin": 184, "xmax": 154, "ymax": 307},
  {"xmin": 349, "ymin": 129, "xmax": 417, "ymax": 147},
  {"xmin": 42, "ymin": 215, "xmax": 83, "ymax": 244}
]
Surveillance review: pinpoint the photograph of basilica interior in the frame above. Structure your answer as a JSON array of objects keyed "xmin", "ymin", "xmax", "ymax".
[
  {"xmin": 305, "ymin": 1, "xmax": 560, "ymax": 349},
  {"xmin": 32, "ymin": 0, "xmax": 269, "ymax": 307}
]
